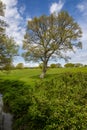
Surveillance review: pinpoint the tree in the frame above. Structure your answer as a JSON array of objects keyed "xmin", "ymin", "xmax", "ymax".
[
  {"xmin": 74, "ymin": 63, "xmax": 83, "ymax": 67},
  {"xmin": 84, "ymin": 65, "xmax": 87, "ymax": 67},
  {"xmin": 56, "ymin": 63, "xmax": 62, "ymax": 68},
  {"xmin": 50, "ymin": 63, "xmax": 57, "ymax": 68},
  {"xmin": 16, "ymin": 63, "xmax": 24, "ymax": 69},
  {"xmin": 0, "ymin": 36, "xmax": 19, "ymax": 70},
  {"xmin": 0, "ymin": 1, "xmax": 6, "ymax": 39},
  {"xmin": 0, "ymin": 1, "xmax": 5, "ymax": 44},
  {"xmin": 64, "ymin": 63, "xmax": 75, "ymax": 68},
  {"xmin": 23, "ymin": 11, "xmax": 82, "ymax": 78},
  {"xmin": 0, "ymin": 1, "xmax": 18, "ymax": 70},
  {"xmin": 50, "ymin": 63, "xmax": 62, "ymax": 68},
  {"xmin": 0, "ymin": 1, "xmax": 6, "ymax": 32},
  {"xmin": 39, "ymin": 63, "xmax": 43, "ymax": 69}
]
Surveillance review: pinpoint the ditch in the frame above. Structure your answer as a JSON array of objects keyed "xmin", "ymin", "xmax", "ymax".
[{"xmin": 0, "ymin": 94, "xmax": 12, "ymax": 130}]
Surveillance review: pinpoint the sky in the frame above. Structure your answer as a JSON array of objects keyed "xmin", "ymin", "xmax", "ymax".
[{"xmin": 1, "ymin": 0, "xmax": 87, "ymax": 67}]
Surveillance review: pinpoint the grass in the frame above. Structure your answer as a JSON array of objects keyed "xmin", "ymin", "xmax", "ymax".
[
  {"xmin": 1, "ymin": 67, "xmax": 87, "ymax": 130},
  {"xmin": 0, "ymin": 67, "xmax": 87, "ymax": 86}
]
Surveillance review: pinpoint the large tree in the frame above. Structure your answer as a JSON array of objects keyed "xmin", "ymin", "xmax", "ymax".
[
  {"xmin": 23, "ymin": 11, "xmax": 82, "ymax": 78},
  {"xmin": 0, "ymin": 1, "xmax": 6, "ymax": 36},
  {"xmin": 0, "ymin": 1, "xmax": 18, "ymax": 70}
]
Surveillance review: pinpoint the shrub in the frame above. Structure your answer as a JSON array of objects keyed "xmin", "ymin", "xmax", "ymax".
[
  {"xmin": 16, "ymin": 63, "xmax": 24, "ymax": 69},
  {"xmin": 0, "ymin": 72, "xmax": 87, "ymax": 130},
  {"xmin": 50, "ymin": 64, "xmax": 57, "ymax": 68},
  {"xmin": 64, "ymin": 63, "xmax": 75, "ymax": 68}
]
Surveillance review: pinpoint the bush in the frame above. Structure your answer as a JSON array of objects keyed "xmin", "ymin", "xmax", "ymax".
[
  {"xmin": 0, "ymin": 72, "xmax": 87, "ymax": 130},
  {"xmin": 30, "ymin": 72, "xmax": 87, "ymax": 130},
  {"xmin": 16, "ymin": 63, "xmax": 24, "ymax": 69},
  {"xmin": 64, "ymin": 63, "xmax": 75, "ymax": 68},
  {"xmin": 50, "ymin": 64, "xmax": 57, "ymax": 68}
]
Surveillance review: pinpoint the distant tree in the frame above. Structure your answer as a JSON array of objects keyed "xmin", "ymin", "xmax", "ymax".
[
  {"xmin": 23, "ymin": 11, "xmax": 82, "ymax": 78},
  {"xmin": 0, "ymin": 1, "xmax": 18, "ymax": 70},
  {"xmin": 16, "ymin": 63, "xmax": 24, "ymax": 69},
  {"xmin": 50, "ymin": 63, "xmax": 57, "ymax": 68},
  {"xmin": 64, "ymin": 63, "xmax": 75, "ymax": 68},
  {"xmin": 56, "ymin": 63, "xmax": 62, "ymax": 68},
  {"xmin": 74, "ymin": 63, "xmax": 83, "ymax": 67},
  {"xmin": 24, "ymin": 67, "xmax": 29, "ymax": 69},
  {"xmin": 84, "ymin": 65, "xmax": 87, "ymax": 67},
  {"xmin": 10, "ymin": 64, "xmax": 15, "ymax": 70},
  {"xmin": 39, "ymin": 63, "xmax": 43, "ymax": 69}
]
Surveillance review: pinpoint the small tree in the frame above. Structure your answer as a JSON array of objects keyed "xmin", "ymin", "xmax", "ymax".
[
  {"xmin": 39, "ymin": 63, "xmax": 43, "ymax": 69},
  {"xmin": 74, "ymin": 63, "xmax": 83, "ymax": 67},
  {"xmin": 16, "ymin": 63, "xmax": 24, "ymax": 69},
  {"xmin": 23, "ymin": 11, "xmax": 82, "ymax": 78},
  {"xmin": 84, "ymin": 65, "xmax": 87, "ymax": 67},
  {"xmin": 64, "ymin": 63, "xmax": 75, "ymax": 68},
  {"xmin": 56, "ymin": 63, "xmax": 62, "ymax": 68},
  {"xmin": 50, "ymin": 63, "xmax": 57, "ymax": 68}
]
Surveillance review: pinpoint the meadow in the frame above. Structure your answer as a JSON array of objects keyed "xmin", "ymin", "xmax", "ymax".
[
  {"xmin": 0, "ymin": 67, "xmax": 87, "ymax": 85},
  {"xmin": 0, "ymin": 67, "xmax": 87, "ymax": 130}
]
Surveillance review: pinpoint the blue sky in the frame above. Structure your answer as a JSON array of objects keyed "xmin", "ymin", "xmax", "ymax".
[{"xmin": 1, "ymin": 0, "xmax": 87, "ymax": 67}]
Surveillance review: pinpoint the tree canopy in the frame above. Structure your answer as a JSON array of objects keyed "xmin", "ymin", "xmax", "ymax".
[
  {"xmin": 0, "ymin": 1, "xmax": 6, "ymax": 36},
  {"xmin": 64, "ymin": 63, "xmax": 75, "ymax": 68},
  {"xmin": 0, "ymin": 1, "xmax": 18, "ymax": 70},
  {"xmin": 16, "ymin": 63, "xmax": 24, "ymax": 69},
  {"xmin": 23, "ymin": 11, "xmax": 82, "ymax": 78}
]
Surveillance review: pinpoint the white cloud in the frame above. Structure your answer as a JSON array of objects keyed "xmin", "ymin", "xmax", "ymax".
[
  {"xmin": 67, "ymin": 22, "xmax": 87, "ymax": 65},
  {"xmin": 50, "ymin": 0, "xmax": 64, "ymax": 14},
  {"xmin": 80, "ymin": 24, "xmax": 87, "ymax": 46},
  {"xmin": 68, "ymin": 23, "xmax": 87, "ymax": 65},
  {"xmin": 1, "ymin": 0, "xmax": 30, "ymax": 45},
  {"xmin": 77, "ymin": 5, "xmax": 84, "ymax": 12},
  {"xmin": 69, "ymin": 49, "xmax": 87, "ymax": 65},
  {"xmin": 3, "ymin": 0, "xmax": 17, "ymax": 7},
  {"xmin": 19, "ymin": 5, "xmax": 26, "ymax": 15},
  {"xmin": 64, "ymin": 0, "xmax": 87, "ymax": 65},
  {"xmin": 77, "ymin": 0, "xmax": 87, "ymax": 16}
]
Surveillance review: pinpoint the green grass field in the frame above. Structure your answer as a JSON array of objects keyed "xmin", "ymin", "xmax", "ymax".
[
  {"xmin": 0, "ymin": 67, "xmax": 87, "ymax": 85},
  {"xmin": 1, "ymin": 67, "xmax": 87, "ymax": 130}
]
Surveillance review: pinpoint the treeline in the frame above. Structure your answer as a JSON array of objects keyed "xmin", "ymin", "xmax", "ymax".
[
  {"xmin": 2, "ymin": 62, "xmax": 86, "ymax": 70},
  {"xmin": 64, "ymin": 63, "xmax": 87, "ymax": 68},
  {"xmin": 50, "ymin": 63, "xmax": 87, "ymax": 68}
]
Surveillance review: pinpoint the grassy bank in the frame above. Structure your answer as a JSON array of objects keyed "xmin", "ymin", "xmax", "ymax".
[
  {"xmin": 0, "ymin": 68, "xmax": 87, "ymax": 129},
  {"xmin": 0, "ymin": 67, "xmax": 87, "ymax": 85}
]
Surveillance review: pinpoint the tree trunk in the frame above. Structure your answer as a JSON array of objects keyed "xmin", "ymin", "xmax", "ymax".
[{"xmin": 40, "ymin": 61, "xmax": 47, "ymax": 78}]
